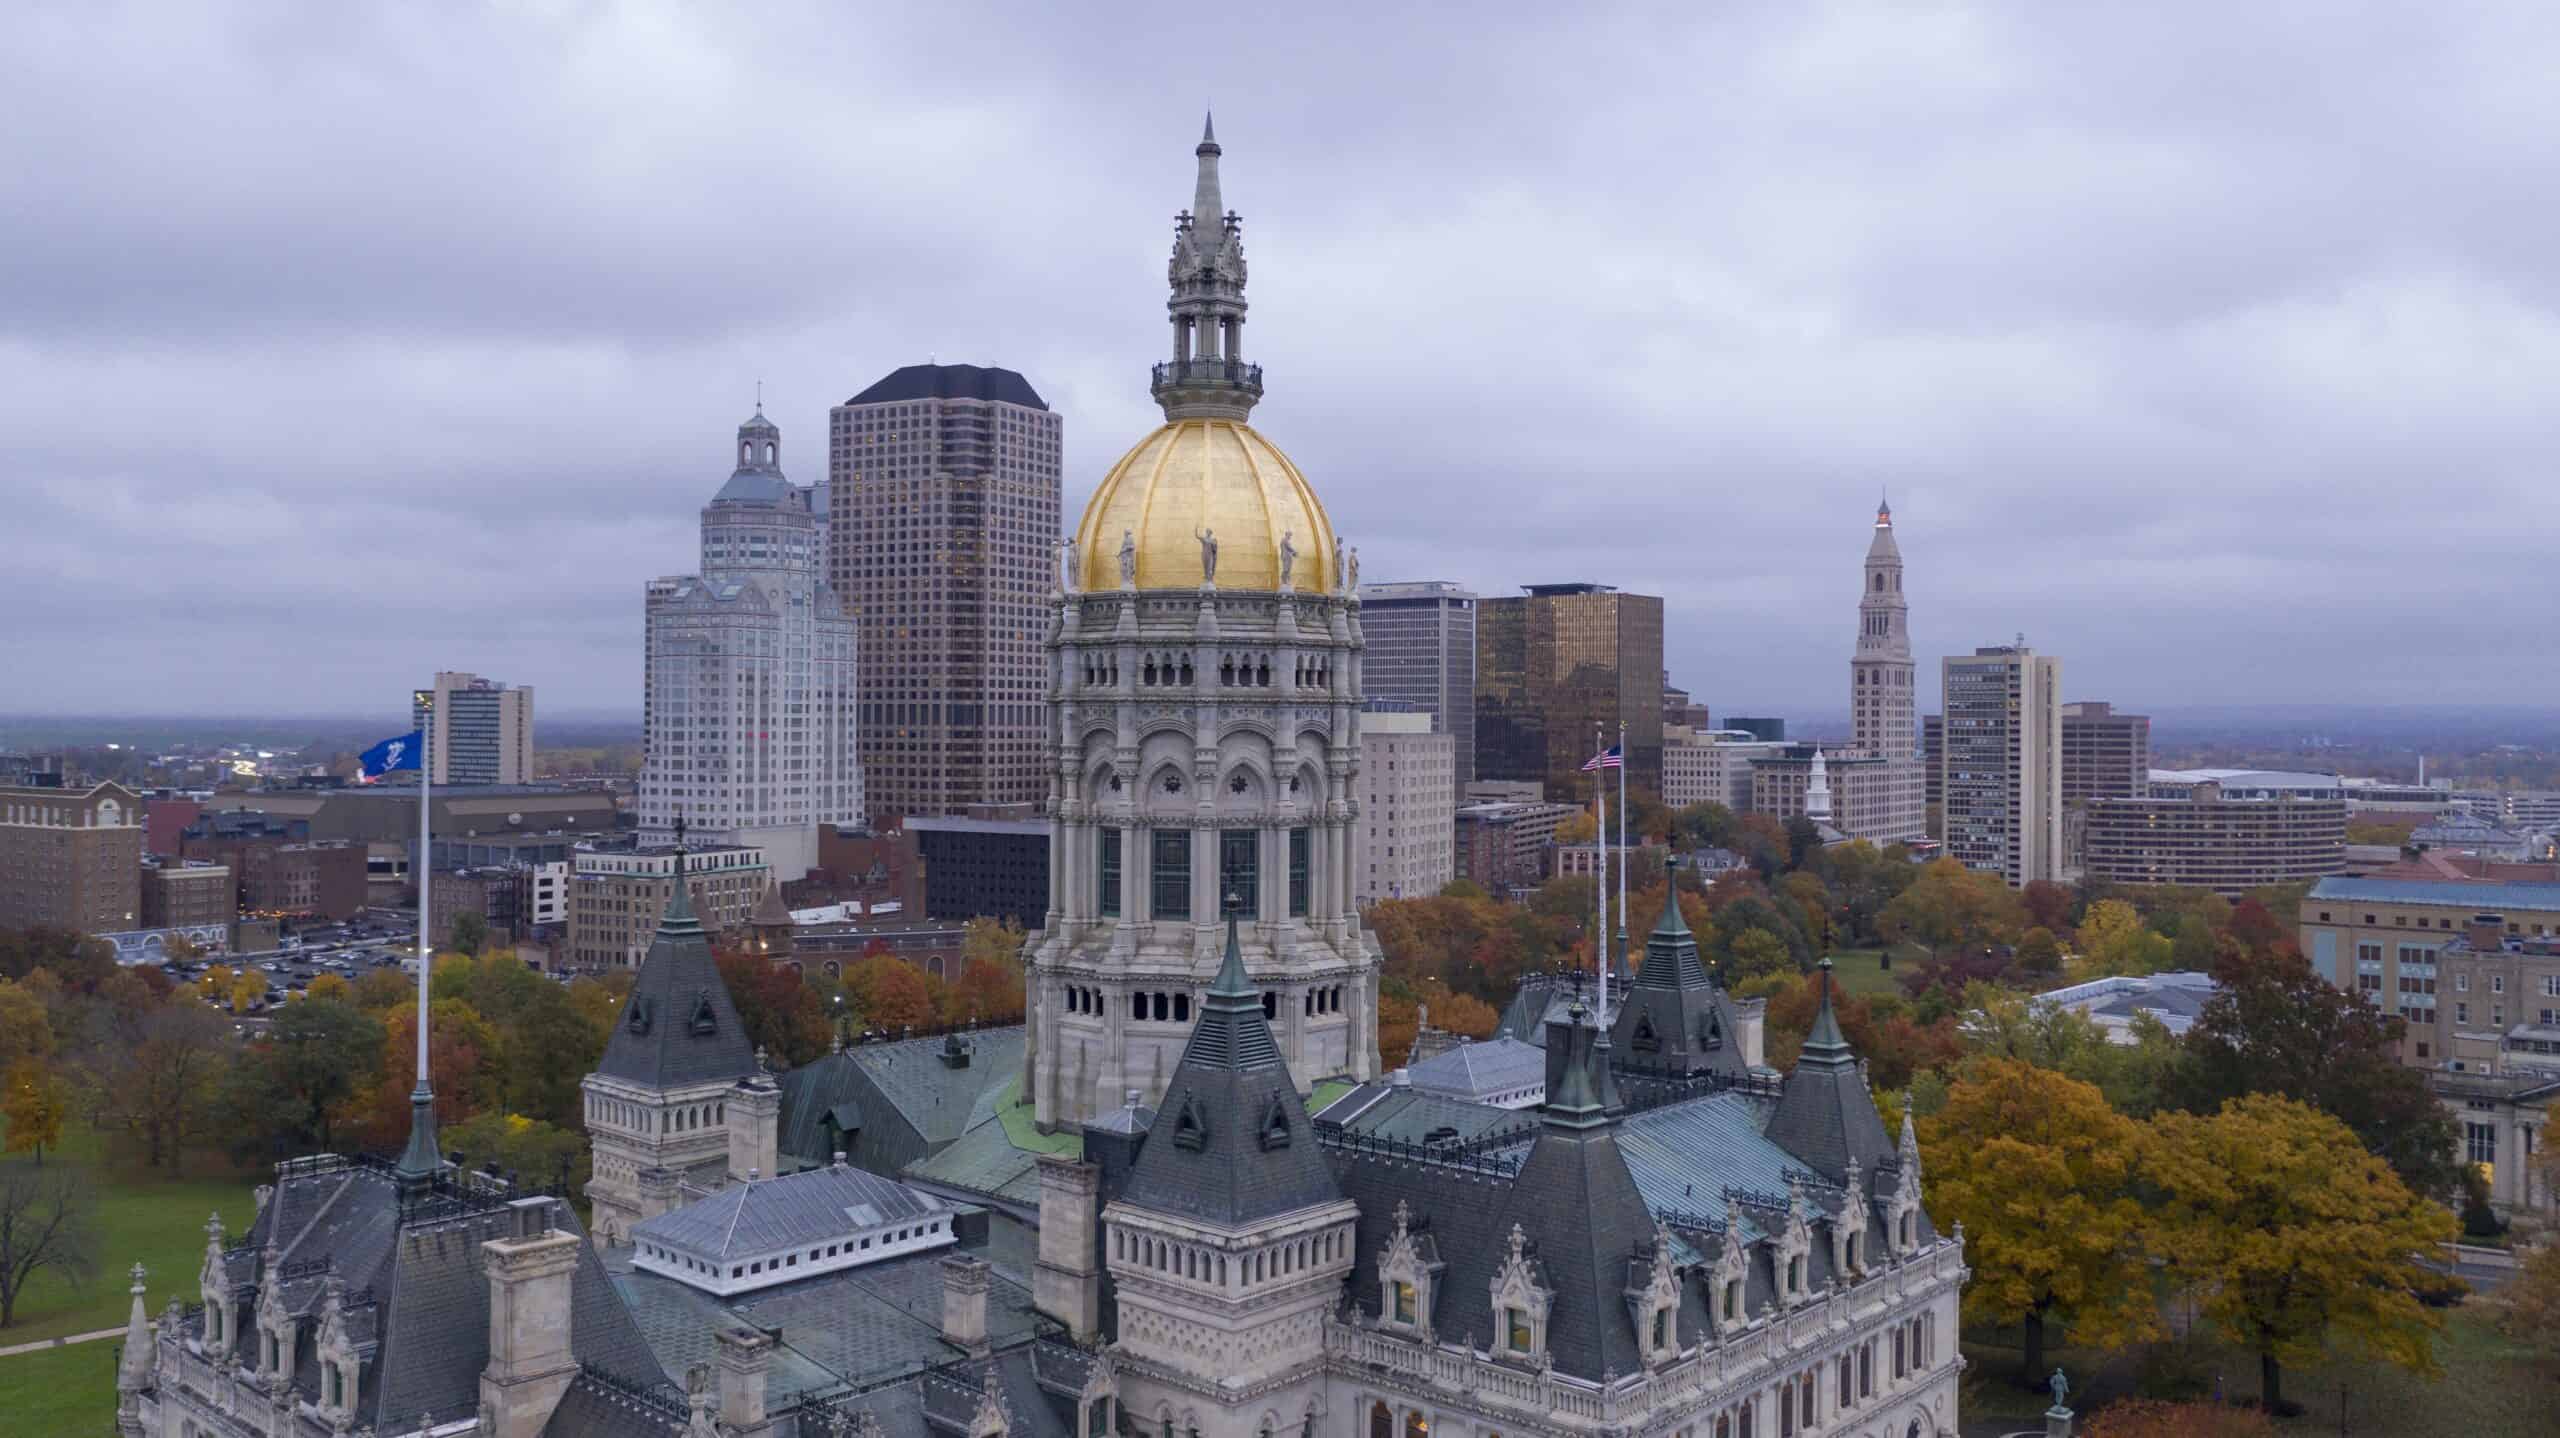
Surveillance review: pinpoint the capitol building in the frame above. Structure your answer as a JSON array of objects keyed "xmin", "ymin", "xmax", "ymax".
[{"xmin": 111, "ymin": 121, "xmax": 1964, "ymax": 1438}]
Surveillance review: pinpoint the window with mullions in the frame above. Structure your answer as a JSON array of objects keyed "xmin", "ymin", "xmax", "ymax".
[
  {"xmin": 1099, "ymin": 829, "xmax": 1122, "ymax": 917},
  {"xmin": 1289, "ymin": 828, "xmax": 1310, "ymax": 916},
  {"xmin": 1150, "ymin": 831, "xmax": 1191, "ymax": 920},
  {"xmin": 1221, "ymin": 830, "xmax": 1260, "ymax": 918}
]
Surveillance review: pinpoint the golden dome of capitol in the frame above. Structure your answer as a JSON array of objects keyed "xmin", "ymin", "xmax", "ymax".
[{"xmin": 1073, "ymin": 419, "xmax": 1337, "ymax": 592}]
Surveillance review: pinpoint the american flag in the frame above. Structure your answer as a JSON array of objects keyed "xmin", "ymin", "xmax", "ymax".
[{"xmin": 1580, "ymin": 745, "xmax": 1622, "ymax": 772}]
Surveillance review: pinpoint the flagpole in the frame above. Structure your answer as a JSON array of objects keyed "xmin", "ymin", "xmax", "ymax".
[
  {"xmin": 1617, "ymin": 718, "xmax": 1629, "ymax": 965},
  {"xmin": 415, "ymin": 748, "xmax": 430, "ymax": 1090},
  {"xmin": 1595, "ymin": 722, "xmax": 1608, "ymax": 1020}
]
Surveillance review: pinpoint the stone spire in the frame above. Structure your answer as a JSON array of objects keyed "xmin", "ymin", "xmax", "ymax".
[
  {"xmin": 1114, "ymin": 899, "xmax": 1342, "ymax": 1226},
  {"xmin": 1610, "ymin": 882, "xmax": 1749, "ymax": 1080},
  {"xmin": 1155, "ymin": 117, "xmax": 1261, "ymax": 422},
  {"xmin": 1762, "ymin": 960, "xmax": 1894, "ymax": 1182},
  {"xmin": 117, "ymin": 1262, "xmax": 153, "ymax": 1390},
  {"xmin": 1806, "ymin": 747, "xmax": 1832, "ymax": 823}
]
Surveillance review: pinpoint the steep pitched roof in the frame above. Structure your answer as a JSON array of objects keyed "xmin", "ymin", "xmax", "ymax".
[
  {"xmin": 1759, "ymin": 961, "xmax": 1894, "ymax": 1182},
  {"xmin": 1115, "ymin": 910, "xmax": 1343, "ymax": 1227},
  {"xmin": 1610, "ymin": 889, "xmax": 1750, "ymax": 1080},
  {"xmin": 592, "ymin": 872, "xmax": 759, "ymax": 1091}
]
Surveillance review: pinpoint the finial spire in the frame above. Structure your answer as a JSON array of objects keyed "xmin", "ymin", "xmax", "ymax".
[{"xmin": 1200, "ymin": 110, "xmax": 1217, "ymax": 149}]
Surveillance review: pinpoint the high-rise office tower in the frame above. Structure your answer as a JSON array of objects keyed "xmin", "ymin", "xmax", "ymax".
[
  {"xmin": 1940, "ymin": 644, "xmax": 2062, "ymax": 886},
  {"xmin": 1475, "ymin": 583, "xmax": 1665, "ymax": 800},
  {"xmin": 1025, "ymin": 120, "xmax": 1380, "ymax": 1126},
  {"xmin": 411, "ymin": 671, "xmax": 534, "ymax": 785},
  {"xmin": 1355, "ymin": 580, "xmax": 1476, "ymax": 793},
  {"xmin": 2060, "ymin": 701, "xmax": 2152, "ymax": 806},
  {"xmin": 638, "ymin": 410, "xmax": 863, "ymax": 881},
  {"xmin": 829, "ymin": 364, "xmax": 1061, "ymax": 821},
  {"xmin": 1844, "ymin": 498, "xmax": 1925, "ymax": 843}
]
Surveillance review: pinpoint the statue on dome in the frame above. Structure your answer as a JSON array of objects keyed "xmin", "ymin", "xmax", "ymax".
[
  {"xmin": 1061, "ymin": 537, "xmax": 1079, "ymax": 593},
  {"xmin": 1278, "ymin": 530, "xmax": 1297, "ymax": 591},
  {"xmin": 1345, "ymin": 544, "xmax": 1360, "ymax": 592},
  {"xmin": 1119, "ymin": 529, "xmax": 1138, "ymax": 588},
  {"xmin": 1196, "ymin": 527, "xmax": 1219, "ymax": 585}
]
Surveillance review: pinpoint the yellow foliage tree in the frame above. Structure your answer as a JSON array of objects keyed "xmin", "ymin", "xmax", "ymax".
[
  {"xmin": 0, "ymin": 979, "xmax": 51, "ymax": 1074},
  {"xmin": 197, "ymin": 964, "xmax": 234, "ymax": 1000},
  {"xmin": 2075, "ymin": 899, "xmax": 2172, "ymax": 977},
  {"xmin": 228, "ymin": 969, "xmax": 268, "ymax": 1013},
  {"xmin": 1920, "ymin": 1059, "xmax": 2159, "ymax": 1386},
  {"xmin": 2147, "ymin": 1094, "xmax": 2457, "ymax": 1415},
  {"xmin": 1551, "ymin": 809, "xmax": 1597, "ymax": 845},
  {"xmin": 2499, "ymin": 1242, "xmax": 2560, "ymax": 1377},
  {"xmin": 0, "ymin": 1058, "xmax": 68, "ymax": 1164},
  {"xmin": 305, "ymin": 972, "xmax": 352, "ymax": 1004}
]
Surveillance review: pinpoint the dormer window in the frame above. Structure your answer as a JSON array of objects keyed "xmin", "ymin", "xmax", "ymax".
[
  {"xmin": 1488, "ymin": 1224, "xmax": 1550, "ymax": 1362},
  {"xmin": 1722, "ymin": 1280, "xmax": 1741, "ymax": 1323},
  {"xmin": 1172, "ymin": 1095, "xmax": 1208, "ymax": 1151},
  {"xmin": 1505, "ymin": 1307, "xmax": 1533, "ymax": 1354},
  {"xmin": 1393, "ymin": 1281, "xmax": 1417, "ymax": 1323}
]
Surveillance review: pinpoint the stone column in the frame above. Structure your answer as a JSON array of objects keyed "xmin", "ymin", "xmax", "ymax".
[
  {"xmin": 942, "ymin": 1254, "xmax": 993, "ymax": 1357},
  {"xmin": 1034, "ymin": 1156, "xmax": 1103, "ymax": 1342},
  {"xmin": 717, "ymin": 1324, "xmax": 775, "ymax": 1432}
]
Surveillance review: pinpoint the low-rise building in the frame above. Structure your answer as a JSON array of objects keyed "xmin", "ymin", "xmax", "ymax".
[
  {"xmin": 140, "ymin": 858, "xmax": 234, "ymax": 929},
  {"xmin": 1747, "ymin": 745, "xmax": 1914, "ymax": 844},
  {"xmin": 1453, "ymin": 801, "xmax": 1576, "ymax": 892},
  {"xmin": 1356, "ymin": 710, "xmax": 1455, "ymax": 905},
  {"xmin": 2080, "ymin": 770, "xmax": 2348, "ymax": 895},
  {"xmin": 566, "ymin": 842, "xmax": 767, "ymax": 970},
  {"xmin": 241, "ymin": 840, "xmax": 370, "ymax": 921}
]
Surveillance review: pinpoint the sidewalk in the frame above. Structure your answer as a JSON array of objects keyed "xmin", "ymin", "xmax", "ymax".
[{"xmin": 0, "ymin": 1326, "xmax": 121, "ymax": 1359}]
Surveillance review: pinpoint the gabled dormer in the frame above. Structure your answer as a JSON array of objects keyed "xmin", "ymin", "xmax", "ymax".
[
  {"xmin": 1375, "ymin": 1200, "xmax": 1444, "ymax": 1340},
  {"xmin": 1626, "ymin": 1222, "xmax": 1683, "ymax": 1368},
  {"xmin": 1487, "ymin": 1224, "xmax": 1552, "ymax": 1367},
  {"xmin": 1708, "ymin": 1201, "xmax": 1751, "ymax": 1334}
]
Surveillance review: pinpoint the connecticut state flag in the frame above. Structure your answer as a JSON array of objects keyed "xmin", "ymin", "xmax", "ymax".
[{"xmin": 357, "ymin": 730, "xmax": 424, "ymax": 781}]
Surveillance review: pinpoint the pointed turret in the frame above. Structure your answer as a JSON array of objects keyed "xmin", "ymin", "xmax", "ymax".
[
  {"xmin": 1155, "ymin": 121, "xmax": 1260, "ymax": 421},
  {"xmin": 1115, "ymin": 900, "xmax": 1341, "ymax": 1226},
  {"xmin": 1610, "ymin": 887, "xmax": 1750, "ymax": 1080},
  {"xmin": 116, "ymin": 1262, "xmax": 152, "ymax": 1389},
  {"xmin": 1190, "ymin": 112, "xmax": 1224, "ymax": 255},
  {"xmin": 1761, "ymin": 960, "xmax": 1894, "ymax": 1182},
  {"xmin": 591, "ymin": 842, "xmax": 759, "ymax": 1091}
]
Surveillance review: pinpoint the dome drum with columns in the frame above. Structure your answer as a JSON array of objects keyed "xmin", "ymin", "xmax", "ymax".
[{"xmin": 1027, "ymin": 119, "xmax": 1382, "ymax": 1130}]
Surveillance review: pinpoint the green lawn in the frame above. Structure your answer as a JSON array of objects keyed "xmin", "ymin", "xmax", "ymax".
[
  {"xmin": 1823, "ymin": 949, "xmax": 1911, "ymax": 1001},
  {"xmin": 1961, "ymin": 1306, "xmax": 2546, "ymax": 1436},
  {"xmin": 3, "ymin": 1128, "xmax": 258, "ymax": 1343},
  {"xmin": 0, "ymin": 1336, "xmax": 127, "ymax": 1435}
]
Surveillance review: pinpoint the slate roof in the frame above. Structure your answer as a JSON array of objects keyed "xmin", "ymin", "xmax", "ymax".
[
  {"xmin": 220, "ymin": 1158, "xmax": 673, "ymax": 1433},
  {"xmin": 633, "ymin": 1159, "xmax": 947, "ymax": 1262},
  {"xmin": 1115, "ymin": 910, "xmax": 1344, "ymax": 1227},
  {"xmin": 1759, "ymin": 962, "xmax": 1895, "ymax": 1183},
  {"xmin": 1404, "ymin": 1036, "xmax": 1548, "ymax": 1102},
  {"xmin": 776, "ymin": 1027, "xmax": 1027, "ymax": 1177},
  {"xmin": 1610, "ymin": 890, "xmax": 1750, "ymax": 1081},
  {"xmin": 848, "ymin": 363, "xmax": 1048, "ymax": 411},
  {"xmin": 593, "ymin": 873, "xmax": 760, "ymax": 1090},
  {"xmin": 1315, "ymin": 1082, "xmax": 1536, "ymax": 1148}
]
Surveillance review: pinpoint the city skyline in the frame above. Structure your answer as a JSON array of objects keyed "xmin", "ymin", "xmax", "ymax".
[{"xmin": 11, "ymin": 5, "xmax": 2560, "ymax": 715}]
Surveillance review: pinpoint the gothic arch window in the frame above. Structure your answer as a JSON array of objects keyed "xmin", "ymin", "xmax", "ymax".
[{"xmin": 1370, "ymin": 1404, "xmax": 1391, "ymax": 1438}]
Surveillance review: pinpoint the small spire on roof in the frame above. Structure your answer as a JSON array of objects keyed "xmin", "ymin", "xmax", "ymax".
[{"xmin": 1200, "ymin": 110, "xmax": 1217, "ymax": 150}]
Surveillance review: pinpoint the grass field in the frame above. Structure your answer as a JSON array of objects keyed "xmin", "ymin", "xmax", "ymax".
[
  {"xmin": 1961, "ymin": 1306, "xmax": 2545, "ymax": 1436},
  {"xmin": 1823, "ymin": 949, "xmax": 1913, "ymax": 1001},
  {"xmin": 0, "ymin": 1336, "xmax": 128, "ymax": 1434}
]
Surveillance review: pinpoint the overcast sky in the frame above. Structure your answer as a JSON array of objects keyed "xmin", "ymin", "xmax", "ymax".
[{"xmin": 9, "ymin": 3, "xmax": 2558, "ymax": 725}]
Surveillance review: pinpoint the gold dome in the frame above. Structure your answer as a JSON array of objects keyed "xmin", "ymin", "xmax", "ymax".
[{"xmin": 1073, "ymin": 419, "xmax": 1337, "ymax": 593}]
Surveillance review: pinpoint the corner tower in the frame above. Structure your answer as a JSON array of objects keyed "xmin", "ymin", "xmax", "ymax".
[{"xmin": 1027, "ymin": 119, "xmax": 1381, "ymax": 1127}]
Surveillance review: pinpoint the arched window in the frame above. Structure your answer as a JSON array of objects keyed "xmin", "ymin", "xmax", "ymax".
[
  {"xmin": 1370, "ymin": 1403, "xmax": 1391, "ymax": 1438},
  {"xmin": 1402, "ymin": 1412, "xmax": 1426, "ymax": 1438}
]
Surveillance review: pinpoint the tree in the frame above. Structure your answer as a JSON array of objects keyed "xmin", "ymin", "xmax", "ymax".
[
  {"xmin": 264, "ymin": 1000, "xmax": 386, "ymax": 1151},
  {"xmin": 2498, "ymin": 1242, "xmax": 2560, "ymax": 1374},
  {"xmin": 2077, "ymin": 899, "xmax": 2172, "ymax": 977},
  {"xmin": 1376, "ymin": 991, "xmax": 1419, "ymax": 1071},
  {"xmin": 1728, "ymin": 929, "xmax": 1792, "ymax": 985},
  {"xmin": 449, "ymin": 912, "xmax": 489, "ymax": 958},
  {"xmin": 2177, "ymin": 946, "xmax": 2459, "ymax": 1197},
  {"xmin": 946, "ymin": 958, "xmax": 1027, "ymax": 1025},
  {"xmin": 1552, "ymin": 809, "xmax": 1597, "ymax": 845},
  {"xmin": 1777, "ymin": 871, "xmax": 1836, "ymax": 953},
  {"xmin": 713, "ymin": 950, "xmax": 830, "ymax": 1066},
  {"xmin": 2016, "ymin": 927, "xmax": 2063, "ymax": 977},
  {"xmin": 444, "ymin": 1111, "xmax": 588, "ymax": 1195},
  {"xmin": 304, "ymin": 972, "xmax": 351, "ymax": 1004},
  {"xmin": 959, "ymin": 917, "xmax": 1027, "ymax": 972},
  {"xmin": 1877, "ymin": 858, "xmax": 2023, "ymax": 960},
  {"xmin": 1, "ymin": 1060, "xmax": 68, "ymax": 1164},
  {"xmin": 2147, "ymin": 1094, "xmax": 2456, "ymax": 1415},
  {"xmin": 1430, "ymin": 990, "xmax": 1500, "ymax": 1039},
  {"xmin": 163, "ymin": 933, "xmax": 205, "ymax": 965},
  {"xmin": 1959, "ymin": 985, "xmax": 2189, "ymax": 1119},
  {"xmin": 0, "ymin": 979, "xmax": 51, "ymax": 1075},
  {"xmin": 0, "ymin": 1160, "xmax": 97, "ymax": 1327},
  {"xmin": 845, "ymin": 956, "xmax": 940, "ymax": 1034},
  {"xmin": 2082, "ymin": 1400, "xmax": 2274, "ymax": 1438},
  {"xmin": 1921, "ymin": 1060, "xmax": 2158, "ymax": 1386},
  {"xmin": 227, "ymin": 968, "xmax": 268, "ymax": 1013},
  {"xmin": 1783, "ymin": 816, "xmax": 1823, "ymax": 872},
  {"xmin": 1438, "ymin": 878, "xmax": 1488, "ymax": 901},
  {"xmin": 82, "ymin": 994, "xmax": 232, "ymax": 1171},
  {"xmin": 2170, "ymin": 914, "xmax": 2220, "ymax": 970},
  {"xmin": 2020, "ymin": 880, "xmax": 2077, "ymax": 936},
  {"xmin": 1672, "ymin": 801, "xmax": 1738, "ymax": 852}
]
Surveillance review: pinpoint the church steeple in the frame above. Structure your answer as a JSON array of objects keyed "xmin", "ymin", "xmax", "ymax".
[{"xmin": 1154, "ymin": 117, "xmax": 1261, "ymax": 422}]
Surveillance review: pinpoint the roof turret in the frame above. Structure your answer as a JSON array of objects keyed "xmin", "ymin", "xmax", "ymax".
[
  {"xmin": 1761, "ymin": 960, "xmax": 1895, "ymax": 1182},
  {"xmin": 592, "ymin": 838, "xmax": 760, "ymax": 1091}
]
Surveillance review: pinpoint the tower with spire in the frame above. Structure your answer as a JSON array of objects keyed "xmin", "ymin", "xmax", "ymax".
[
  {"xmin": 1028, "ymin": 118, "xmax": 1378, "ymax": 1128},
  {"xmin": 1845, "ymin": 494, "xmax": 1926, "ymax": 842}
]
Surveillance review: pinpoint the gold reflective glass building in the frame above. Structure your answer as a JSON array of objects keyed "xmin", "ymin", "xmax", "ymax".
[{"xmin": 1474, "ymin": 583, "xmax": 1664, "ymax": 800}]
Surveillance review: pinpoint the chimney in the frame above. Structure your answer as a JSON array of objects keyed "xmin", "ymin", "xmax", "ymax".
[
  {"xmin": 478, "ymin": 1199, "xmax": 581, "ymax": 1438},
  {"xmin": 941, "ymin": 1253, "xmax": 992, "ymax": 1356},
  {"xmin": 716, "ymin": 1325, "xmax": 775, "ymax": 1430},
  {"xmin": 728, "ymin": 1075, "xmax": 781, "ymax": 1187},
  {"xmin": 2469, "ymin": 913, "xmax": 2508, "ymax": 951}
]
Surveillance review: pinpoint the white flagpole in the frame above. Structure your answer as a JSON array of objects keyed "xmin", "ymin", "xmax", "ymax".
[
  {"xmin": 415, "ymin": 744, "xmax": 430, "ymax": 1089},
  {"xmin": 1617, "ymin": 719, "xmax": 1629, "ymax": 955},
  {"xmin": 1595, "ymin": 723, "xmax": 1608, "ymax": 1020}
]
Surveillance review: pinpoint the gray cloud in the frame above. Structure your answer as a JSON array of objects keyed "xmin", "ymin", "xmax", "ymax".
[{"xmin": 6, "ymin": 2, "xmax": 2558, "ymax": 723}]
